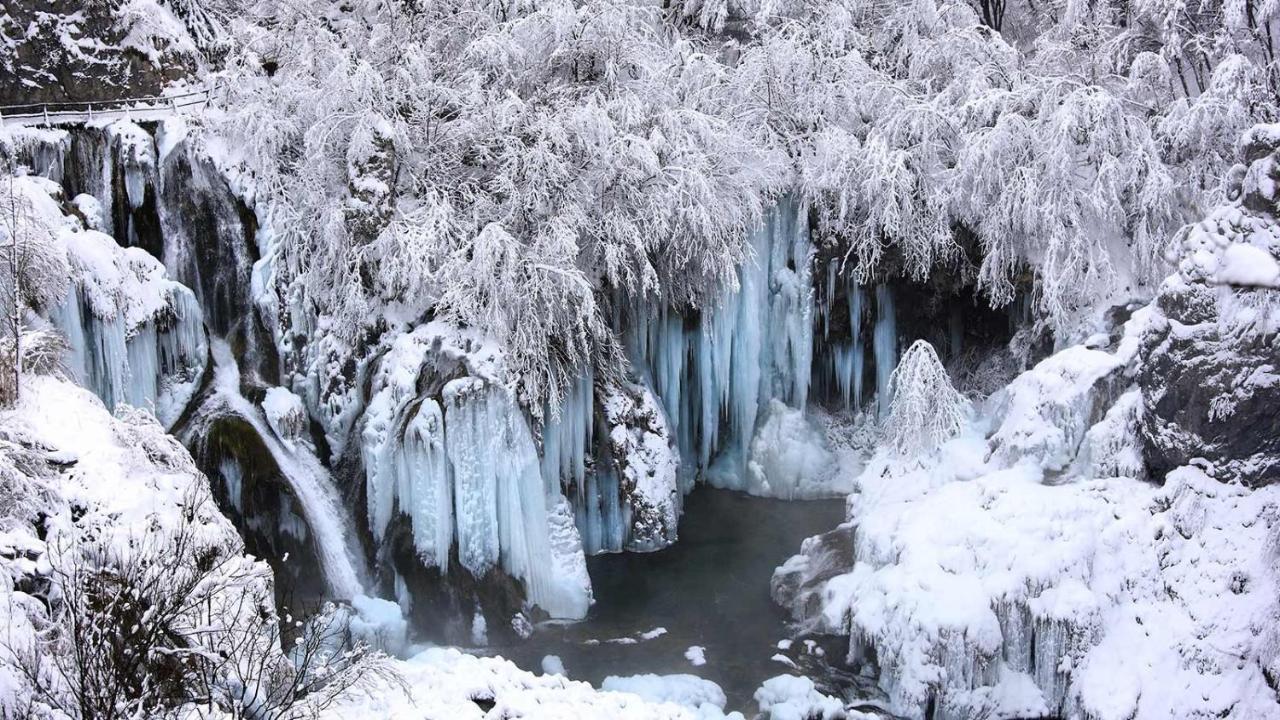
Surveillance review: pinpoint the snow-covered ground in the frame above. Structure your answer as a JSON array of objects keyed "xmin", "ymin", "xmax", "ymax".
[
  {"xmin": 320, "ymin": 646, "xmax": 862, "ymax": 720},
  {"xmin": 0, "ymin": 376, "xmax": 275, "ymax": 718}
]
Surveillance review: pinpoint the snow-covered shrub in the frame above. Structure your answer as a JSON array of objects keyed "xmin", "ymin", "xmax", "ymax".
[
  {"xmin": 883, "ymin": 340, "xmax": 967, "ymax": 457},
  {"xmin": 0, "ymin": 327, "xmax": 69, "ymax": 407}
]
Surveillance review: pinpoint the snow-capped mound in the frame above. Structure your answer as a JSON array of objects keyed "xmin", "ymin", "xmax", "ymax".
[{"xmin": 746, "ymin": 399, "xmax": 843, "ymax": 499}]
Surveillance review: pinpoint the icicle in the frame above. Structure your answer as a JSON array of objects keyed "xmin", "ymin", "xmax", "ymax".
[
  {"xmin": 441, "ymin": 379, "xmax": 590, "ymax": 618},
  {"xmin": 849, "ymin": 283, "xmax": 865, "ymax": 408},
  {"xmin": 874, "ymin": 284, "xmax": 897, "ymax": 419},
  {"xmin": 401, "ymin": 399, "xmax": 453, "ymax": 569},
  {"xmin": 622, "ymin": 195, "xmax": 817, "ymax": 490},
  {"xmin": 218, "ymin": 457, "xmax": 245, "ymax": 513}
]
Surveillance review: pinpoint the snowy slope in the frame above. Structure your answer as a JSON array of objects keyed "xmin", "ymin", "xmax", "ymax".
[{"xmin": 0, "ymin": 376, "xmax": 276, "ymax": 718}]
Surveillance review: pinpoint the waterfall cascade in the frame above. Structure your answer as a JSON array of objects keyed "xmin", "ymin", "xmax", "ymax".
[{"xmin": 192, "ymin": 340, "xmax": 370, "ymax": 599}]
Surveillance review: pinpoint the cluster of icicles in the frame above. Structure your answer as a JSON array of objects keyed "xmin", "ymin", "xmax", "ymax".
[{"xmin": 20, "ymin": 120, "xmax": 912, "ymax": 623}]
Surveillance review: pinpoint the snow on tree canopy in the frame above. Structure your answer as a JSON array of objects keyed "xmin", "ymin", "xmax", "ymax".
[{"xmin": 883, "ymin": 340, "xmax": 967, "ymax": 457}]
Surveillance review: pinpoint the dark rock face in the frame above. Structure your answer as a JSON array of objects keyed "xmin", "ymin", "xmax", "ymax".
[
  {"xmin": 0, "ymin": 0, "xmax": 199, "ymax": 107},
  {"xmin": 1139, "ymin": 288, "xmax": 1280, "ymax": 487},
  {"xmin": 188, "ymin": 413, "xmax": 329, "ymax": 605},
  {"xmin": 1139, "ymin": 126, "xmax": 1280, "ymax": 488}
]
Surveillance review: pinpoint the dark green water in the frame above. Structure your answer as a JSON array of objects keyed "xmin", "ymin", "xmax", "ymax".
[{"xmin": 485, "ymin": 487, "xmax": 865, "ymax": 712}]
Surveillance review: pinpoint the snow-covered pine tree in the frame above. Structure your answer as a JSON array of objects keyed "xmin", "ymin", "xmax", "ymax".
[{"xmin": 883, "ymin": 339, "xmax": 967, "ymax": 457}]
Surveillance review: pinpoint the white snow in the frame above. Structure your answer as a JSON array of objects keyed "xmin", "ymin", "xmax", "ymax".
[
  {"xmin": 685, "ymin": 645, "xmax": 707, "ymax": 666},
  {"xmin": 0, "ymin": 376, "xmax": 274, "ymax": 718},
  {"xmin": 320, "ymin": 648, "xmax": 746, "ymax": 719},
  {"xmin": 753, "ymin": 675, "xmax": 848, "ymax": 720},
  {"xmin": 601, "ymin": 674, "xmax": 728, "ymax": 711},
  {"xmin": 1217, "ymin": 242, "xmax": 1280, "ymax": 287},
  {"xmin": 780, "ymin": 310, "xmax": 1280, "ymax": 719}
]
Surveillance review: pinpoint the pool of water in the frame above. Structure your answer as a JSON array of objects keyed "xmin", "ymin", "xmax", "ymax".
[{"xmin": 481, "ymin": 487, "xmax": 873, "ymax": 713}]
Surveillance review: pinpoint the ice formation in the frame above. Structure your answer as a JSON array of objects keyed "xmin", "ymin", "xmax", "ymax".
[
  {"xmin": 746, "ymin": 400, "xmax": 841, "ymax": 499},
  {"xmin": 626, "ymin": 196, "xmax": 849, "ymax": 496},
  {"xmin": 359, "ymin": 323, "xmax": 592, "ymax": 619},
  {"xmin": 9, "ymin": 174, "xmax": 209, "ymax": 428}
]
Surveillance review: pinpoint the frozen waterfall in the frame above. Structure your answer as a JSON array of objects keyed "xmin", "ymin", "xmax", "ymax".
[
  {"xmin": 46, "ymin": 231, "xmax": 208, "ymax": 429},
  {"xmin": 626, "ymin": 195, "xmax": 815, "ymax": 488},
  {"xmin": 359, "ymin": 325, "xmax": 592, "ymax": 619}
]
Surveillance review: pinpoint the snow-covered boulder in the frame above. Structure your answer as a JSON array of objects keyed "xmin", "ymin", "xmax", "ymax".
[
  {"xmin": 774, "ymin": 252, "xmax": 1280, "ymax": 719},
  {"xmin": 753, "ymin": 675, "xmax": 849, "ymax": 720},
  {"xmin": 600, "ymin": 379, "xmax": 681, "ymax": 550}
]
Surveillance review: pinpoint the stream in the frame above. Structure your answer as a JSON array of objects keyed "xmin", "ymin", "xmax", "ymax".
[{"xmin": 479, "ymin": 487, "xmax": 875, "ymax": 713}]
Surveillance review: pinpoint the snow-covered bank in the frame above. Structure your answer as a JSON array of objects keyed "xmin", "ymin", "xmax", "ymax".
[
  {"xmin": 778, "ymin": 330, "xmax": 1280, "ymax": 719},
  {"xmin": 320, "ymin": 646, "xmax": 863, "ymax": 720},
  {"xmin": 774, "ymin": 126, "xmax": 1280, "ymax": 720}
]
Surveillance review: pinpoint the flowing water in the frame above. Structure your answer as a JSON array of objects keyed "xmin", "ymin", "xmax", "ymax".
[{"xmin": 483, "ymin": 487, "xmax": 873, "ymax": 713}]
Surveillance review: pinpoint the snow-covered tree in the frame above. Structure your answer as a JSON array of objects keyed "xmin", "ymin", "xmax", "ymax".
[
  {"xmin": 883, "ymin": 340, "xmax": 968, "ymax": 457},
  {"xmin": 0, "ymin": 155, "xmax": 70, "ymax": 407}
]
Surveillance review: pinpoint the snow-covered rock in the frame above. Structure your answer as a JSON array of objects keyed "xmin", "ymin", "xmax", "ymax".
[
  {"xmin": 1140, "ymin": 124, "xmax": 1280, "ymax": 486},
  {"xmin": 601, "ymin": 673, "xmax": 728, "ymax": 710},
  {"xmin": 597, "ymin": 378, "xmax": 681, "ymax": 550},
  {"xmin": 753, "ymin": 675, "xmax": 849, "ymax": 720}
]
